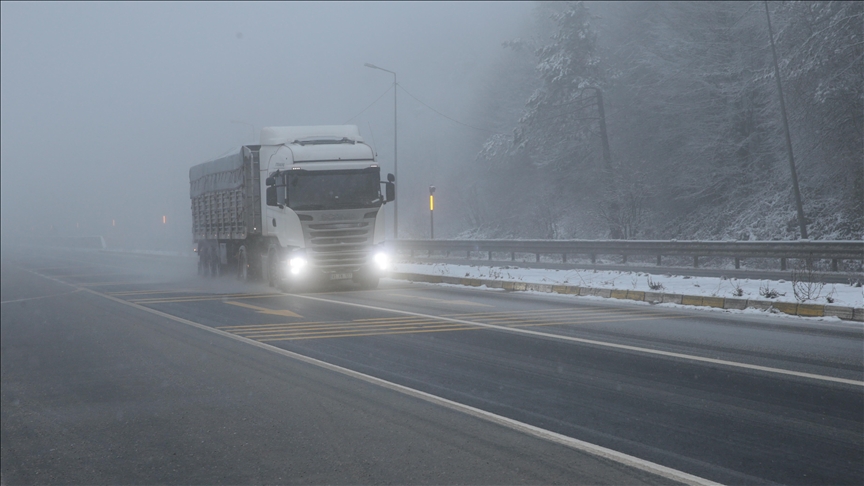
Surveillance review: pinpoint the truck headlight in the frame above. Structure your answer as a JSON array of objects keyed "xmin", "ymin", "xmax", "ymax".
[
  {"xmin": 288, "ymin": 256, "xmax": 307, "ymax": 275},
  {"xmin": 373, "ymin": 251, "xmax": 390, "ymax": 270}
]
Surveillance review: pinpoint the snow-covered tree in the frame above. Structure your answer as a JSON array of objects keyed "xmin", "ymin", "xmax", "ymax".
[{"xmin": 467, "ymin": 1, "xmax": 862, "ymax": 241}]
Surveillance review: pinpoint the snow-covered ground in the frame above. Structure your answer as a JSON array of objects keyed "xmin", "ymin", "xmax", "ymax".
[{"xmin": 395, "ymin": 262, "xmax": 864, "ymax": 309}]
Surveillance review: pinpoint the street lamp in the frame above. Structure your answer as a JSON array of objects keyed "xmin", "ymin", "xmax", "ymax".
[
  {"xmin": 364, "ymin": 62, "xmax": 398, "ymax": 239},
  {"xmin": 230, "ymin": 120, "xmax": 256, "ymax": 144}
]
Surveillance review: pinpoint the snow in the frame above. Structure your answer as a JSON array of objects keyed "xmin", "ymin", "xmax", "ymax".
[{"xmin": 394, "ymin": 262, "xmax": 864, "ymax": 309}]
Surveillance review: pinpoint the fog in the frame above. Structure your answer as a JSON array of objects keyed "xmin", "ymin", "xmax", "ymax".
[{"xmin": 1, "ymin": 1, "xmax": 530, "ymax": 251}]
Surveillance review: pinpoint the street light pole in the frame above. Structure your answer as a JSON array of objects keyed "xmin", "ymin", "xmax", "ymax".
[{"xmin": 364, "ymin": 63, "xmax": 398, "ymax": 239}]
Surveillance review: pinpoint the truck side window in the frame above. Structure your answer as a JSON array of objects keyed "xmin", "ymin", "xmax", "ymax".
[{"xmin": 266, "ymin": 186, "xmax": 277, "ymax": 206}]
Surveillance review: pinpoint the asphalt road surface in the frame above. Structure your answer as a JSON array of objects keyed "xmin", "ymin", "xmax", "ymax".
[{"xmin": 2, "ymin": 248, "xmax": 862, "ymax": 485}]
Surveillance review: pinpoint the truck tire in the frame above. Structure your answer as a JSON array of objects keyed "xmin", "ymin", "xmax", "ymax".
[
  {"xmin": 198, "ymin": 254, "xmax": 206, "ymax": 276},
  {"xmin": 210, "ymin": 252, "xmax": 221, "ymax": 277},
  {"xmin": 237, "ymin": 246, "xmax": 249, "ymax": 281},
  {"xmin": 199, "ymin": 247, "xmax": 212, "ymax": 277},
  {"xmin": 267, "ymin": 250, "xmax": 278, "ymax": 287}
]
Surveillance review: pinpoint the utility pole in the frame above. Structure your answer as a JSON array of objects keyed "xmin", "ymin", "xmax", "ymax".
[
  {"xmin": 764, "ymin": 1, "xmax": 808, "ymax": 239},
  {"xmin": 582, "ymin": 86, "xmax": 620, "ymax": 238},
  {"xmin": 580, "ymin": 87, "xmax": 612, "ymax": 173},
  {"xmin": 593, "ymin": 88, "xmax": 613, "ymax": 173},
  {"xmin": 364, "ymin": 63, "xmax": 398, "ymax": 239}
]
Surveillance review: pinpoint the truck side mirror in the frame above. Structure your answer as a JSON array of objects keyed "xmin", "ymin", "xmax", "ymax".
[
  {"xmin": 265, "ymin": 176, "xmax": 276, "ymax": 186},
  {"xmin": 385, "ymin": 181, "xmax": 395, "ymax": 203},
  {"xmin": 387, "ymin": 173, "xmax": 395, "ymax": 183}
]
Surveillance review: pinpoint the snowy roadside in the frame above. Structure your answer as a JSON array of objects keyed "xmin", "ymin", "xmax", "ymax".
[{"xmin": 393, "ymin": 261, "xmax": 864, "ymax": 314}]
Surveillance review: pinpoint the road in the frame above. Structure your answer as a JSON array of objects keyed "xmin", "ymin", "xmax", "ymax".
[{"xmin": 2, "ymin": 248, "xmax": 862, "ymax": 485}]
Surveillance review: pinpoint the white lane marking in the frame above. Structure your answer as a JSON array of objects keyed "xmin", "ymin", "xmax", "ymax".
[
  {"xmin": 0, "ymin": 289, "xmax": 83, "ymax": 305},
  {"xmin": 22, "ymin": 267, "xmax": 719, "ymax": 486},
  {"xmin": 290, "ymin": 293, "xmax": 864, "ymax": 387}
]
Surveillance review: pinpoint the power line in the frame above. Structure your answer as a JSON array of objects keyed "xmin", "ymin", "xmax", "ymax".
[
  {"xmin": 397, "ymin": 84, "xmax": 505, "ymax": 135},
  {"xmin": 343, "ymin": 84, "xmax": 394, "ymax": 124}
]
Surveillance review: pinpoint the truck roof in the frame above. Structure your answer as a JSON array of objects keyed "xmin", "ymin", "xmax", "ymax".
[
  {"xmin": 260, "ymin": 125, "xmax": 363, "ymax": 145},
  {"xmin": 261, "ymin": 125, "xmax": 375, "ymax": 164}
]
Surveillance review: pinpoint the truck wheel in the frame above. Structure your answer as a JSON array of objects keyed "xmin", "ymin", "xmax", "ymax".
[
  {"xmin": 198, "ymin": 255, "xmax": 206, "ymax": 276},
  {"xmin": 210, "ymin": 254, "xmax": 221, "ymax": 278},
  {"xmin": 237, "ymin": 247, "xmax": 249, "ymax": 281},
  {"xmin": 199, "ymin": 248, "xmax": 212, "ymax": 277},
  {"xmin": 267, "ymin": 251, "xmax": 278, "ymax": 287}
]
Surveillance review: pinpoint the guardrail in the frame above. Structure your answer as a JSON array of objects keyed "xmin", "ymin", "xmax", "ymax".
[
  {"xmin": 393, "ymin": 239, "xmax": 864, "ymax": 272},
  {"xmin": 51, "ymin": 235, "xmax": 107, "ymax": 250}
]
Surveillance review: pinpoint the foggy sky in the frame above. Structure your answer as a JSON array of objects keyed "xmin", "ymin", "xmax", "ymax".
[{"xmin": 1, "ymin": 1, "xmax": 530, "ymax": 249}]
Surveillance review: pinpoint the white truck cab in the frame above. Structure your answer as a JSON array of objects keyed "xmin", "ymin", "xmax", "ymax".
[{"xmin": 258, "ymin": 126, "xmax": 394, "ymax": 290}]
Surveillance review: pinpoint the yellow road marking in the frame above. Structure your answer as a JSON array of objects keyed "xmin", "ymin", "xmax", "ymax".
[
  {"xmin": 224, "ymin": 300, "xmax": 303, "ymax": 318},
  {"xmin": 260, "ymin": 326, "xmax": 479, "ymax": 342},
  {"xmin": 468, "ymin": 312, "xmax": 685, "ymax": 326},
  {"xmin": 448, "ymin": 306, "xmax": 662, "ymax": 319},
  {"xmin": 108, "ymin": 289, "xmax": 199, "ymax": 296},
  {"xmin": 488, "ymin": 315, "xmax": 678, "ymax": 324},
  {"xmin": 220, "ymin": 318, "xmax": 443, "ymax": 333},
  {"xmin": 387, "ymin": 293, "xmax": 493, "ymax": 307},
  {"xmin": 132, "ymin": 293, "xmax": 282, "ymax": 304},
  {"xmin": 467, "ymin": 310, "xmax": 629, "ymax": 324},
  {"xmin": 227, "ymin": 322, "xmax": 450, "ymax": 338},
  {"xmin": 77, "ymin": 281, "xmax": 140, "ymax": 287},
  {"xmin": 216, "ymin": 311, "xmax": 678, "ymax": 342},
  {"xmin": 353, "ymin": 315, "xmax": 438, "ymax": 323},
  {"xmin": 245, "ymin": 322, "xmax": 468, "ymax": 339},
  {"xmin": 218, "ymin": 321, "xmax": 323, "ymax": 330},
  {"xmin": 50, "ymin": 272, "xmax": 125, "ymax": 278}
]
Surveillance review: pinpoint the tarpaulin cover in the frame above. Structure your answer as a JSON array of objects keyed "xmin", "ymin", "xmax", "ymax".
[{"xmin": 189, "ymin": 149, "xmax": 244, "ymax": 198}]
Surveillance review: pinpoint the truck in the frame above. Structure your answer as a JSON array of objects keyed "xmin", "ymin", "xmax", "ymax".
[{"xmin": 189, "ymin": 125, "xmax": 395, "ymax": 291}]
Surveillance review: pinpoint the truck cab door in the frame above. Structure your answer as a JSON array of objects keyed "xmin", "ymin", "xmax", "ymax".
[{"xmin": 264, "ymin": 174, "xmax": 304, "ymax": 248}]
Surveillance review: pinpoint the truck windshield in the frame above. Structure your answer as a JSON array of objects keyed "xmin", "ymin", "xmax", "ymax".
[{"xmin": 286, "ymin": 167, "xmax": 382, "ymax": 210}]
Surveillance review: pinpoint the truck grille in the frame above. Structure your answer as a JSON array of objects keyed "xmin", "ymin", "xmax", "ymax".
[{"xmin": 300, "ymin": 213, "xmax": 375, "ymax": 272}]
